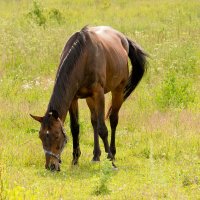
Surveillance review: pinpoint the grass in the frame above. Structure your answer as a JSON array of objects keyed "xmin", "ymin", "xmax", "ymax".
[{"xmin": 0, "ymin": 0, "xmax": 200, "ymax": 199}]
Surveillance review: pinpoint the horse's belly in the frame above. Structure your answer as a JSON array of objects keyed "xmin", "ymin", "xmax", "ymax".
[{"xmin": 76, "ymin": 87, "xmax": 93, "ymax": 98}]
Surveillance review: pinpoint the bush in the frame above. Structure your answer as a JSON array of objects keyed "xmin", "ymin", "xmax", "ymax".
[
  {"xmin": 27, "ymin": 1, "xmax": 64, "ymax": 26},
  {"xmin": 27, "ymin": 1, "xmax": 46, "ymax": 27},
  {"xmin": 48, "ymin": 9, "xmax": 63, "ymax": 24},
  {"xmin": 93, "ymin": 160, "xmax": 114, "ymax": 196},
  {"xmin": 155, "ymin": 72, "xmax": 195, "ymax": 110}
]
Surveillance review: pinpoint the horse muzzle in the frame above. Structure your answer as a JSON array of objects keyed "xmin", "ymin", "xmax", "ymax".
[{"xmin": 46, "ymin": 160, "xmax": 61, "ymax": 171}]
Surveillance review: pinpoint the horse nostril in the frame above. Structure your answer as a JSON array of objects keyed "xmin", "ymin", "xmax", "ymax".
[{"xmin": 50, "ymin": 164, "xmax": 56, "ymax": 171}]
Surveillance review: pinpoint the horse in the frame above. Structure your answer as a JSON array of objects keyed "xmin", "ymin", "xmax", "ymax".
[{"xmin": 30, "ymin": 26, "xmax": 148, "ymax": 171}]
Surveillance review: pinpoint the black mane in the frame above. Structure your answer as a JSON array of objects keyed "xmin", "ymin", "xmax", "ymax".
[{"xmin": 47, "ymin": 27, "xmax": 88, "ymax": 117}]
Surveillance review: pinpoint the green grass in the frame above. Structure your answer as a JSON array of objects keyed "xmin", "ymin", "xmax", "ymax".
[{"xmin": 0, "ymin": 0, "xmax": 200, "ymax": 199}]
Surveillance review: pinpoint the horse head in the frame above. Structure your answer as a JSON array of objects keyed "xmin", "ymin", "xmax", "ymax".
[{"xmin": 30, "ymin": 110, "xmax": 67, "ymax": 171}]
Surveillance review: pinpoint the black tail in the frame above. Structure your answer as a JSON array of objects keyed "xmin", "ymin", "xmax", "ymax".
[{"xmin": 124, "ymin": 38, "xmax": 148, "ymax": 101}]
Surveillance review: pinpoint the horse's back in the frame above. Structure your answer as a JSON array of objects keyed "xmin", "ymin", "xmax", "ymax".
[
  {"xmin": 89, "ymin": 26, "xmax": 129, "ymax": 51},
  {"xmin": 85, "ymin": 26, "xmax": 129, "ymax": 93}
]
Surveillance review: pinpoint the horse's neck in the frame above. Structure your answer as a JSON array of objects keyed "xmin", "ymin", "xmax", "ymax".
[
  {"xmin": 47, "ymin": 68, "xmax": 82, "ymax": 122},
  {"xmin": 46, "ymin": 30, "xmax": 87, "ymax": 122}
]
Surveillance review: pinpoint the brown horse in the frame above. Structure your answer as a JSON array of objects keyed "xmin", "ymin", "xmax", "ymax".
[{"xmin": 30, "ymin": 26, "xmax": 148, "ymax": 171}]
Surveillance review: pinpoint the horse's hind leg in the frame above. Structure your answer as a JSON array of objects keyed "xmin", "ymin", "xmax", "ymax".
[
  {"xmin": 109, "ymin": 89, "xmax": 124, "ymax": 159},
  {"xmin": 86, "ymin": 97, "xmax": 101, "ymax": 161},
  {"xmin": 69, "ymin": 99, "xmax": 81, "ymax": 165}
]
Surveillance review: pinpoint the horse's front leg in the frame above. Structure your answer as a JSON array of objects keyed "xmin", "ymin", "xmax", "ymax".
[
  {"xmin": 69, "ymin": 99, "xmax": 81, "ymax": 165},
  {"xmin": 86, "ymin": 97, "xmax": 101, "ymax": 161}
]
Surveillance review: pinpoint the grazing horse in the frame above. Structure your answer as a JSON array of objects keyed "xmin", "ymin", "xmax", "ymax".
[{"xmin": 30, "ymin": 26, "xmax": 148, "ymax": 171}]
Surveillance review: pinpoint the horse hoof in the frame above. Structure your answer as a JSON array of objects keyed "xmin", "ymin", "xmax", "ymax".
[
  {"xmin": 112, "ymin": 162, "xmax": 118, "ymax": 170},
  {"xmin": 72, "ymin": 160, "xmax": 78, "ymax": 165},
  {"xmin": 112, "ymin": 166, "xmax": 118, "ymax": 171},
  {"xmin": 91, "ymin": 157, "xmax": 100, "ymax": 162},
  {"xmin": 107, "ymin": 153, "xmax": 114, "ymax": 160}
]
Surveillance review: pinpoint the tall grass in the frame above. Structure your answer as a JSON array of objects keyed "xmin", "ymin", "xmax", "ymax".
[{"xmin": 0, "ymin": 0, "xmax": 199, "ymax": 199}]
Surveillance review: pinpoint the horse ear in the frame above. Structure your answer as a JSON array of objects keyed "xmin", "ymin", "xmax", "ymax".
[
  {"xmin": 49, "ymin": 110, "xmax": 59, "ymax": 119},
  {"xmin": 30, "ymin": 114, "xmax": 43, "ymax": 123}
]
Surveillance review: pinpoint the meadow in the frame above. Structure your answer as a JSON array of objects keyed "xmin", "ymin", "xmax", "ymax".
[{"xmin": 0, "ymin": 0, "xmax": 200, "ymax": 199}]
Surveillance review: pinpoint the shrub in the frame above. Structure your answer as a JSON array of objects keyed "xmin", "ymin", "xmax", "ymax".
[
  {"xmin": 155, "ymin": 72, "xmax": 195, "ymax": 110},
  {"xmin": 183, "ymin": 175, "xmax": 199, "ymax": 187},
  {"xmin": 27, "ymin": 1, "xmax": 46, "ymax": 27},
  {"xmin": 93, "ymin": 160, "xmax": 114, "ymax": 195},
  {"xmin": 48, "ymin": 9, "xmax": 63, "ymax": 24}
]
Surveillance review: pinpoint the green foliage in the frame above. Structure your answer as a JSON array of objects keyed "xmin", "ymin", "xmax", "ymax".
[
  {"xmin": 27, "ymin": 1, "xmax": 64, "ymax": 26},
  {"xmin": 28, "ymin": 1, "xmax": 46, "ymax": 27},
  {"xmin": 155, "ymin": 73, "xmax": 195, "ymax": 109},
  {"xmin": 48, "ymin": 8, "xmax": 63, "ymax": 24},
  {"xmin": 182, "ymin": 174, "xmax": 199, "ymax": 187},
  {"xmin": 93, "ymin": 160, "xmax": 114, "ymax": 195},
  {"xmin": 140, "ymin": 147, "xmax": 150, "ymax": 159}
]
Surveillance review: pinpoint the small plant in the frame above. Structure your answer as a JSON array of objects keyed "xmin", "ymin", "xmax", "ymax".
[
  {"xmin": 48, "ymin": 8, "xmax": 63, "ymax": 24},
  {"xmin": 28, "ymin": 1, "xmax": 46, "ymax": 27},
  {"xmin": 140, "ymin": 147, "xmax": 150, "ymax": 159},
  {"xmin": 102, "ymin": 0, "xmax": 111, "ymax": 9},
  {"xmin": 182, "ymin": 175, "xmax": 199, "ymax": 187},
  {"xmin": 155, "ymin": 72, "xmax": 195, "ymax": 110},
  {"xmin": 93, "ymin": 160, "xmax": 114, "ymax": 195}
]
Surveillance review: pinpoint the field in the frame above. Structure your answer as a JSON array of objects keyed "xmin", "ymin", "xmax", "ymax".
[{"xmin": 0, "ymin": 0, "xmax": 200, "ymax": 199}]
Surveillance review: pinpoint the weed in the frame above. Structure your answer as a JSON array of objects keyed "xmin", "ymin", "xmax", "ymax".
[
  {"xmin": 155, "ymin": 72, "xmax": 195, "ymax": 110},
  {"xmin": 140, "ymin": 147, "xmax": 150, "ymax": 159},
  {"xmin": 28, "ymin": 1, "xmax": 46, "ymax": 27},
  {"xmin": 93, "ymin": 160, "xmax": 114, "ymax": 195},
  {"xmin": 183, "ymin": 175, "xmax": 199, "ymax": 187},
  {"xmin": 27, "ymin": 1, "xmax": 64, "ymax": 27},
  {"xmin": 48, "ymin": 8, "xmax": 63, "ymax": 24}
]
